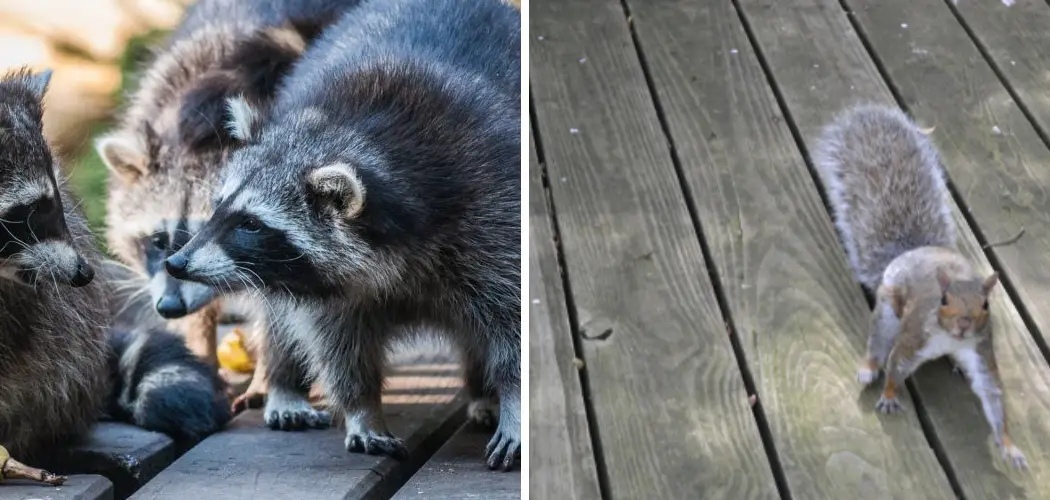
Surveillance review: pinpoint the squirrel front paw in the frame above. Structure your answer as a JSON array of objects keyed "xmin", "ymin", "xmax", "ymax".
[
  {"xmin": 1002, "ymin": 444, "xmax": 1029, "ymax": 470},
  {"xmin": 875, "ymin": 395, "xmax": 906, "ymax": 414}
]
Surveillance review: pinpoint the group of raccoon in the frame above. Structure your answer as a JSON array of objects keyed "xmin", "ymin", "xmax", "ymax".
[{"xmin": 0, "ymin": 0, "xmax": 520, "ymax": 473}]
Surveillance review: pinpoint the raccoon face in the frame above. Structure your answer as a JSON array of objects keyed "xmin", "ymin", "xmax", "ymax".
[
  {"xmin": 97, "ymin": 128, "xmax": 223, "ymax": 318},
  {"xmin": 0, "ymin": 68, "xmax": 94, "ymax": 288},
  {"xmin": 166, "ymin": 159, "xmax": 375, "ymax": 297},
  {"xmin": 101, "ymin": 163, "xmax": 220, "ymax": 319}
]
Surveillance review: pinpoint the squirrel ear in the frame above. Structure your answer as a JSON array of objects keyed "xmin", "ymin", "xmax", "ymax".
[
  {"xmin": 982, "ymin": 272, "xmax": 1000, "ymax": 294},
  {"xmin": 935, "ymin": 267, "xmax": 952, "ymax": 293}
]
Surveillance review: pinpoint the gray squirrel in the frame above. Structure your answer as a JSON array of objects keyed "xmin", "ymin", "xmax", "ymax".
[{"xmin": 813, "ymin": 104, "xmax": 1026, "ymax": 470}]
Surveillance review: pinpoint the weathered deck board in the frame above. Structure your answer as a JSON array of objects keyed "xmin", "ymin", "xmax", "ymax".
[
  {"xmin": 2, "ymin": 475, "xmax": 113, "ymax": 500},
  {"xmin": 624, "ymin": 0, "xmax": 954, "ymax": 497},
  {"xmin": 128, "ymin": 354, "xmax": 467, "ymax": 500},
  {"xmin": 843, "ymin": 0, "xmax": 1050, "ymax": 494},
  {"xmin": 948, "ymin": 0, "xmax": 1050, "ymax": 141},
  {"xmin": 531, "ymin": 0, "xmax": 778, "ymax": 498},
  {"xmin": 40, "ymin": 423, "xmax": 174, "ymax": 500},
  {"xmin": 527, "ymin": 130, "xmax": 602, "ymax": 500},
  {"xmin": 391, "ymin": 422, "xmax": 520, "ymax": 500},
  {"xmin": 739, "ymin": 0, "xmax": 1050, "ymax": 494}
]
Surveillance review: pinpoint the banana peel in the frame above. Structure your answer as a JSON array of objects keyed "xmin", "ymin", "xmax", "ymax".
[
  {"xmin": 218, "ymin": 328, "xmax": 255, "ymax": 374},
  {"xmin": 0, "ymin": 445, "xmax": 65, "ymax": 486}
]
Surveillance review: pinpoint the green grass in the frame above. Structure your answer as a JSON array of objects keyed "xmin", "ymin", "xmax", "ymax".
[{"xmin": 64, "ymin": 28, "xmax": 171, "ymax": 252}]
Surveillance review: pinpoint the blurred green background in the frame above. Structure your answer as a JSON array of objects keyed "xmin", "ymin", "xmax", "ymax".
[{"xmin": 66, "ymin": 29, "xmax": 170, "ymax": 249}]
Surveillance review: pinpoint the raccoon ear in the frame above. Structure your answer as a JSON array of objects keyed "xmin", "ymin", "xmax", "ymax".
[
  {"xmin": 308, "ymin": 163, "xmax": 366, "ymax": 219},
  {"xmin": 96, "ymin": 133, "xmax": 149, "ymax": 184},
  {"xmin": 26, "ymin": 68, "xmax": 52, "ymax": 100},
  {"xmin": 225, "ymin": 95, "xmax": 260, "ymax": 142}
]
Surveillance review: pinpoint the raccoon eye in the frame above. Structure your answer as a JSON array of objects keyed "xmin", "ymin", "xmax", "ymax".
[
  {"xmin": 150, "ymin": 232, "xmax": 168, "ymax": 250},
  {"xmin": 238, "ymin": 216, "xmax": 262, "ymax": 233}
]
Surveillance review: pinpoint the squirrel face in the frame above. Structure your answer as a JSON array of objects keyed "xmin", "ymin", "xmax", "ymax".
[{"xmin": 936, "ymin": 269, "xmax": 999, "ymax": 338}]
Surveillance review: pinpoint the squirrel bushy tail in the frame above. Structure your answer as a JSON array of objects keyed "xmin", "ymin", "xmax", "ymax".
[{"xmin": 813, "ymin": 104, "xmax": 956, "ymax": 290}]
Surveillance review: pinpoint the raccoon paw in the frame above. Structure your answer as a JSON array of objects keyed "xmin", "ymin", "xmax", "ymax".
[
  {"xmin": 263, "ymin": 398, "xmax": 330, "ymax": 430},
  {"xmin": 468, "ymin": 399, "xmax": 499, "ymax": 429},
  {"xmin": 485, "ymin": 426, "xmax": 520, "ymax": 471},
  {"xmin": 231, "ymin": 390, "xmax": 267, "ymax": 415},
  {"xmin": 344, "ymin": 430, "xmax": 408, "ymax": 459}
]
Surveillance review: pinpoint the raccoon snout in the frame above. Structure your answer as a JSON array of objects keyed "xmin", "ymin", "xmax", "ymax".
[
  {"xmin": 69, "ymin": 255, "xmax": 94, "ymax": 288},
  {"xmin": 156, "ymin": 293, "xmax": 187, "ymax": 319},
  {"xmin": 165, "ymin": 254, "xmax": 190, "ymax": 279}
]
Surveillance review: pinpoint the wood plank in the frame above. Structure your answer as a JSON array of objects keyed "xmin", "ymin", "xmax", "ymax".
[
  {"xmin": 526, "ymin": 130, "xmax": 602, "ymax": 500},
  {"xmin": 40, "ymin": 423, "xmax": 174, "ymax": 500},
  {"xmin": 128, "ymin": 352, "xmax": 467, "ymax": 500},
  {"xmin": 739, "ymin": 0, "xmax": 1050, "ymax": 495},
  {"xmin": 623, "ymin": 0, "xmax": 955, "ymax": 497},
  {"xmin": 1, "ymin": 474, "xmax": 113, "ymax": 500},
  {"xmin": 531, "ymin": 1, "xmax": 779, "ymax": 498},
  {"xmin": 391, "ymin": 422, "xmax": 520, "ymax": 500},
  {"xmin": 840, "ymin": 0, "xmax": 1050, "ymax": 494},
  {"xmin": 948, "ymin": 0, "xmax": 1050, "ymax": 140}
]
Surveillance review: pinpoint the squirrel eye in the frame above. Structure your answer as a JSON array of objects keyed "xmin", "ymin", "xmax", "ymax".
[
  {"xmin": 982, "ymin": 300, "xmax": 989, "ymax": 311},
  {"xmin": 940, "ymin": 294, "xmax": 949, "ymax": 307}
]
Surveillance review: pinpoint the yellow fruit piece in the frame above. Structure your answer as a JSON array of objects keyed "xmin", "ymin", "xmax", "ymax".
[
  {"xmin": 218, "ymin": 328, "xmax": 255, "ymax": 373},
  {"xmin": 0, "ymin": 444, "xmax": 8, "ymax": 482}
]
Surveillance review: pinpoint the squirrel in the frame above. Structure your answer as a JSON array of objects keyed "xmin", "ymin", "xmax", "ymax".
[{"xmin": 813, "ymin": 103, "xmax": 1027, "ymax": 470}]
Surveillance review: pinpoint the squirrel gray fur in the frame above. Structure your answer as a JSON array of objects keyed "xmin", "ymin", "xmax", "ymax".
[{"xmin": 813, "ymin": 104, "xmax": 1026, "ymax": 469}]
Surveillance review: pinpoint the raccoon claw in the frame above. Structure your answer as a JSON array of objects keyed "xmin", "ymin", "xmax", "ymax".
[
  {"xmin": 231, "ymin": 391, "xmax": 266, "ymax": 415},
  {"xmin": 264, "ymin": 407, "xmax": 330, "ymax": 430},
  {"xmin": 344, "ymin": 432, "xmax": 407, "ymax": 459},
  {"xmin": 468, "ymin": 399, "xmax": 499, "ymax": 429},
  {"xmin": 485, "ymin": 429, "xmax": 520, "ymax": 471},
  {"xmin": 875, "ymin": 395, "xmax": 905, "ymax": 414}
]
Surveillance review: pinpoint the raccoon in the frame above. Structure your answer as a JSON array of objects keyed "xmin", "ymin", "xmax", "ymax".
[
  {"xmin": 96, "ymin": 0, "xmax": 362, "ymax": 391},
  {"xmin": 165, "ymin": 0, "xmax": 521, "ymax": 470},
  {"xmin": 0, "ymin": 68, "xmax": 228, "ymax": 461}
]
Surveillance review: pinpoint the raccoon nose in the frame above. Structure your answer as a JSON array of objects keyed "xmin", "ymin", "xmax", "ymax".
[
  {"xmin": 165, "ymin": 254, "xmax": 189, "ymax": 278},
  {"xmin": 156, "ymin": 294, "xmax": 187, "ymax": 319},
  {"xmin": 69, "ymin": 256, "xmax": 94, "ymax": 288}
]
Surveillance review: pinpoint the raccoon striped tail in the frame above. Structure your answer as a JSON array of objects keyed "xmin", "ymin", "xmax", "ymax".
[{"xmin": 106, "ymin": 328, "xmax": 231, "ymax": 444}]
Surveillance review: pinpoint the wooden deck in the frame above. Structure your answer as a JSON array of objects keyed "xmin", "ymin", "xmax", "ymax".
[
  {"xmin": 5, "ymin": 343, "xmax": 520, "ymax": 500},
  {"xmin": 530, "ymin": 0, "xmax": 1050, "ymax": 498}
]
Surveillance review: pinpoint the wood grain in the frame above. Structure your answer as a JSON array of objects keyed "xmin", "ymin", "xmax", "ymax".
[
  {"xmin": 740, "ymin": 0, "xmax": 1050, "ymax": 495},
  {"xmin": 531, "ymin": 0, "xmax": 779, "ymax": 497},
  {"xmin": 527, "ymin": 131, "xmax": 602, "ymax": 500},
  {"xmin": 391, "ymin": 422, "xmax": 521, "ymax": 500},
  {"xmin": 3, "ymin": 474, "xmax": 113, "ymax": 500},
  {"xmin": 624, "ymin": 0, "xmax": 956, "ymax": 497},
  {"xmin": 842, "ymin": 0, "xmax": 1050, "ymax": 495},
  {"xmin": 948, "ymin": 0, "xmax": 1050, "ymax": 141}
]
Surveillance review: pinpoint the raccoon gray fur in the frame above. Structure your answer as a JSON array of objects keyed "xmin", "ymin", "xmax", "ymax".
[
  {"xmin": 165, "ymin": 0, "xmax": 521, "ymax": 471},
  {"xmin": 0, "ymin": 68, "xmax": 108, "ymax": 460},
  {"xmin": 96, "ymin": 0, "xmax": 361, "ymax": 368},
  {"xmin": 0, "ymin": 68, "xmax": 226, "ymax": 460},
  {"xmin": 105, "ymin": 327, "xmax": 231, "ymax": 443},
  {"xmin": 812, "ymin": 104, "xmax": 956, "ymax": 291}
]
